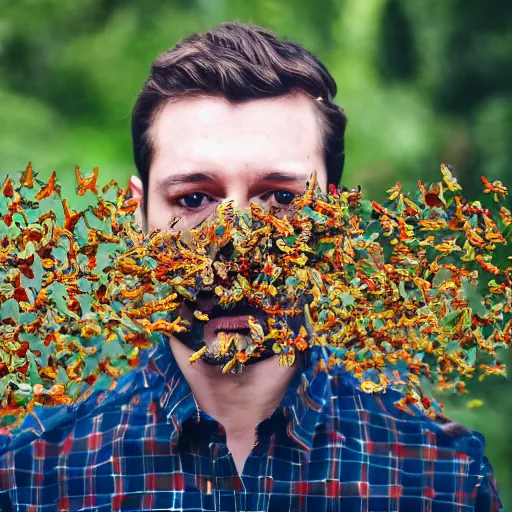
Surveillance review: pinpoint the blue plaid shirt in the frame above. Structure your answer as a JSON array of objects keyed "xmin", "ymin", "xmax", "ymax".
[{"xmin": 0, "ymin": 340, "xmax": 502, "ymax": 511}]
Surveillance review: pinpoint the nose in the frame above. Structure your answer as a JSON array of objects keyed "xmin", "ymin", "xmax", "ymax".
[{"xmin": 224, "ymin": 189, "xmax": 251, "ymax": 211}]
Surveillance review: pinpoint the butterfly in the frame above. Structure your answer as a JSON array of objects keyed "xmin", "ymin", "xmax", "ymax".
[{"xmin": 75, "ymin": 166, "xmax": 99, "ymax": 196}]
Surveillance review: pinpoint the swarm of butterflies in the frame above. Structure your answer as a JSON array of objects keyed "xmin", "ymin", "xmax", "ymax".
[{"xmin": 0, "ymin": 162, "xmax": 510, "ymax": 429}]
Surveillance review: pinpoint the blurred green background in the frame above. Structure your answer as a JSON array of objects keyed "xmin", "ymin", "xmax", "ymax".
[{"xmin": 1, "ymin": 0, "xmax": 511, "ymax": 506}]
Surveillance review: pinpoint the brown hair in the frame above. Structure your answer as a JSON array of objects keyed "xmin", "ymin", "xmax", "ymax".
[{"xmin": 132, "ymin": 21, "xmax": 347, "ymax": 219}]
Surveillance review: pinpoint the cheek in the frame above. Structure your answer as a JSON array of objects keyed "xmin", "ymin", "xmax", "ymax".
[
  {"xmin": 146, "ymin": 196, "xmax": 175, "ymax": 232},
  {"xmin": 147, "ymin": 198, "xmax": 219, "ymax": 233}
]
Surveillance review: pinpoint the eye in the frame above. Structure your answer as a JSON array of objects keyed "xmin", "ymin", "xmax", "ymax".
[
  {"xmin": 272, "ymin": 190, "xmax": 296, "ymax": 206},
  {"xmin": 177, "ymin": 193, "xmax": 214, "ymax": 209}
]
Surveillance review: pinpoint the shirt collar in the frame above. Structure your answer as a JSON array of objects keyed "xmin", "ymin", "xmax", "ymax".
[{"xmin": 145, "ymin": 337, "xmax": 357, "ymax": 454}]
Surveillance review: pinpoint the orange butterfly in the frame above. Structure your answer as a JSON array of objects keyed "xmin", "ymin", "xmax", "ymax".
[
  {"xmin": 418, "ymin": 180, "xmax": 445, "ymax": 208},
  {"xmin": 21, "ymin": 162, "xmax": 34, "ymax": 188},
  {"xmin": 35, "ymin": 171, "xmax": 59, "ymax": 200},
  {"xmin": 75, "ymin": 166, "xmax": 99, "ymax": 196},
  {"xmin": 2, "ymin": 176, "xmax": 14, "ymax": 198},
  {"xmin": 62, "ymin": 199, "xmax": 84, "ymax": 232}
]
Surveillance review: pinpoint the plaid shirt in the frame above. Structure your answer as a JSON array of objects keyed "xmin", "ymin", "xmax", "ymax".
[{"xmin": 0, "ymin": 341, "xmax": 502, "ymax": 512}]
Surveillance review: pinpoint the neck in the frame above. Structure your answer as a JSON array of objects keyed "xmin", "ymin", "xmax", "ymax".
[{"xmin": 168, "ymin": 336, "xmax": 300, "ymax": 435}]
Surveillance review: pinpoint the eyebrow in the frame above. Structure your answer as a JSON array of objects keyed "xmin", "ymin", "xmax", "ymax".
[
  {"xmin": 157, "ymin": 170, "xmax": 309, "ymax": 189},
  {"xmin": 257, "ymin": 171, "xmax": 309, "ymax": 182},
  {"xmin": 156, "ymin": 172, "xmax": 213, "ymax": 188}
]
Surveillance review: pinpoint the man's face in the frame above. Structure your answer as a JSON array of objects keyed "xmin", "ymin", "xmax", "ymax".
[{"xmin": 129, "ymin": 92, "xmax": 328, "ymax": 365}]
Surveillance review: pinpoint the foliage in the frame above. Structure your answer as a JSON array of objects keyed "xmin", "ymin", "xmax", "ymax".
[
  {"xmin": 0, "ymin": 164, "xmax": 510, "ymax": 442},
  {"xmin": 0, "ymin": 164, "xmax": 149, "ymax": 428}
]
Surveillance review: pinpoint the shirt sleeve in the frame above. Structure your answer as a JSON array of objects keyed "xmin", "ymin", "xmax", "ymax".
[
  {"xmin": 434, "ymin": 418, "xmax": 503, "ymax": 512},
  {"xmin": 474, "ymin": 455, "xmax": 503, "ymax": 512}
]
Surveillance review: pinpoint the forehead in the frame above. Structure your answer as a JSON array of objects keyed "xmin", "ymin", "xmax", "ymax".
[{"xmin": 149, "ymin": 93, "xmax": 324, "ymax": 176}]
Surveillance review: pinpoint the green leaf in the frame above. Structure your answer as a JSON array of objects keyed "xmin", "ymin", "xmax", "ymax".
[
  {"xmin": 440, "ymin": 310, "xmax": 460, "ymax": 327},
  {"xmin": 39, "ymin": 197, "xmax": 64, "ymax": 225},
  {"xmin": 339, "ymin": 292, "xmax": 355, "ymax": 306},
  {"xmin": 94, "ymin": 243, "xmax": 117, "ymax": 274},
  {"xmin": 0, "ymin": 196, "xmax": 9, "ymax": 217},
  {"xmin": 19, "ymin": 312, "xmax": 37, "ymax": 324},
  {"xmin": 74, "ymin": 217, "xmax": 89, "ymax": 246},
  {"xmin": 7, "ymin": 223, "xmax": 21, "ymax": 239},
  {"xmin": 77, "ymin": 294, "xmax": 93, "ymax": 315},
  {"xmin": 100, "ymin": 339, "xmax": 126, "ymax": 360},
  {"xmin": 56, "ymin": 366, "xmax": 69, "ymax": 385},
  {"xmin": 466, "ymin": 347, "xmax": 477, "ymax": 366},
  {"xmin": 285, "ymin": 276, "xmax": 301, "ymax": 288},
  {"xmin": 446, "ymin": 340, "xmax": 461, "ymax": 355},
  {"xmin": 462, "ymin": 277, "xmax": 489, "ymax": 318},
  {"xmin": 19, "ymin": 333, "xmax": 45, "ymax": 353},
  {"xmin": 77, "ymin": 277, "xmax": 92, "ymax": 293},
  {"xmin": 51, "ymin": 246, "xmax": 68, "ymax": 266},
  {"xmin": 359, "ymin": 199, "xmax": 373, "ymax": 221},
  {"xmin": 433, "ymin": 268, "xmax": 453, "ymax": 287},
  {"xmin": 372, "ymin": 318, "xmax": 385, "ymax": 331},
  {"xmin": 66, "ymin": 380, "xmax": 85, "ymax": 398},
  {"xmin": 317, "ymin": 242, "xmax": 335, "ymax": 255},
  {"xmin": 0, "ymin": 298, "xmax": 19, "ymax": 322},
  {"xmin": 94, "ymin": 373, "xmax": 112, "ymax": 391},
  {"xmin": 101, "ymin": 185, "xmax": 119, "ymax": 204},
  {"xmin": 12, "ymin": 213, "xmax": 26, "ymax": 227},
  {"xmin": 303, "ymin": 206, "xmax": 328, "ymax": 224},
  {"xmin": 87, "ymin": 210, "xmax": 113, "ymax": 235},
  {"xmin": 26, "ymin": 352, "xmax": 44, "ymax": 385},
  {"xmin": 29, "ymin": 330, "xmax": 55, "ymax": 367},
  {"xmin": 83, "ymin": 356, "xmax": 99, "ymax": 378},
  {"xmin": 398, "ymin": 280, "xmax": 408, "ymax": 300},
  {"xmin": 47, "ymin": 281, "xmax": 72, "ymax": 316}
]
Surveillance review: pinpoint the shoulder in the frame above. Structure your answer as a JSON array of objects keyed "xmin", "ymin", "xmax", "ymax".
[
  {"xmin": 0, "ymin": 365, "xmax": 156, "ymax": 460},
  {"xmin": 0, "ymin": 342, "xmax": 178, "ymax": 466},
  {"xmin": 0, "ymin": 368, "xmax": 165, "ymax": 503},
  {"xmin": 326, "ymin": 380, "xmax": 495, "ymax": 494},
  {"xmin": 330, "ymin": 376, "xmax": 485, "ymax": 458}
]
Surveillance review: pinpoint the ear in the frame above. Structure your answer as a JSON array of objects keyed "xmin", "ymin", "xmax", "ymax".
[
  {"xmin": 128, "ymin": 175, "xmax": 145, "ymax": 230},
  {"xmin": 129, "ymin": 175, "xmax": 144, "ymax": 199}
]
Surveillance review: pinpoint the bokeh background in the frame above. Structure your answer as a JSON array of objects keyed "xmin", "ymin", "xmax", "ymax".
[{"xmin": 1, "ymin": 0, "xmax": 511, "ymax": 505}]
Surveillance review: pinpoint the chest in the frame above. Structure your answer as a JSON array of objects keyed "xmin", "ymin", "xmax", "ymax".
[{"xmin": 7, "ymin": 419, "xmax": 478, "ymax": 512}]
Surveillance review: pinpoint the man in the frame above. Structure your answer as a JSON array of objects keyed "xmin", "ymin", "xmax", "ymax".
[{"xmin": 0, "ymin": 21, "xmax": 502, "ymax": 512}]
